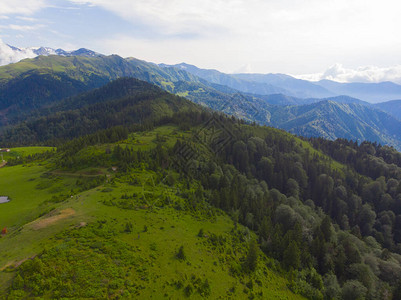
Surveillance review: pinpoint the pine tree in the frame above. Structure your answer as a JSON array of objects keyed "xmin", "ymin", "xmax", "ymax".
[
  {"xmin": 246, "ymin": 239, "xmax": 259, "ymax": 272},
  {"xmin": 283, "ymin": 241, "xmax": 300, "ymax": 271}
]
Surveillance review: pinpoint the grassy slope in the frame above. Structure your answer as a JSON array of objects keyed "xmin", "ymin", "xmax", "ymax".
[
  {"xmin": 0, "ymin": 147, "xmax": 53, "ymax": 160},
  {"xmin": 0, "ymin": 126, "xmax": 304, "ymax": 299},
  {"xmin": 0, "ymin": 55, "xmax": 122, "ymax": 82}
]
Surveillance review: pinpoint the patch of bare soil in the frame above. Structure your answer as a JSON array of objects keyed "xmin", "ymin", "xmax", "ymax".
[
  {"xmin": 29, "ymin": 208, "xmax": 76, "ymax": 230},
  {"xmin": 76, "ymin": 221, "xmax": 87, "ymax": 228}
]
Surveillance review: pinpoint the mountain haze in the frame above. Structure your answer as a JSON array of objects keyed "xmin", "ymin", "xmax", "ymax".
[
  {"xmin": 233, "ymin": 72, "xmax": 335, "ymax": 98},
  {"xmin": 251, "ymin": 94, "xmax": 368, "ymax": 106},
  {"xmin": 161, "ymin": 63, "xmax": 334, "ymax": 98},
  {"xmin": 163, "ymin": 62, "xmax": 401, "ymax": 104},
  {"xmin": 160, "ymin": 62, "xmax": 289, "ymax": 95},
  {"xmin": 316, "ymin": 80, "xmax": 401, "ymax": 103}
]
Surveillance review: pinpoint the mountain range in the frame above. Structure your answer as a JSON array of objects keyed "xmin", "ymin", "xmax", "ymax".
[
  {"xmin": 8, "ymin": 45, "xmax": 101, "ymax": 58},
  {"xmin": 1, "ymin": 48, "xmax": 401, "ymax": 149},
  {"xmin": 162, "ymin": 62, "xmax": 334, "ymax": 99},
  {"xmin": 4, "ymin": 42, "xmax": 401, "ymax": 103},
  {"xmin": 162, "ymin": 62, "xmax": 401, "ymax": 103},
  {"xmin": 0, "ymin": 42, "xmax": 101, "ymax": 66},
  {"xmin": 315, "ymin": 80, "xmax": 401, "ymax": 103}
]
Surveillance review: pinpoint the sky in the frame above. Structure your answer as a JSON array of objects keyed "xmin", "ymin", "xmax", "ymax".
[{"xmin": 1, "ymin": 0, "xmax": 401, "ymax": 83}]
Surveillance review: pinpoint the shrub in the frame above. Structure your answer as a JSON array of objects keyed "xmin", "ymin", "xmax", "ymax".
[
  {"xmin": 177, "ymin": 246, "xmax": 186, "ymax": 260},
  {"xmin": 184, "ymin": 284, "xmax": 193, "ymax": 297},
  {"xmin": 341, "ymin": 280, "xmax": 367, "ymax": 300}
]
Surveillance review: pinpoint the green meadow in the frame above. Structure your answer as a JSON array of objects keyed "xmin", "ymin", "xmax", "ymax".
[{"xmin": 0, "ymin": 146, "xmax": 53, "ymax": 161}]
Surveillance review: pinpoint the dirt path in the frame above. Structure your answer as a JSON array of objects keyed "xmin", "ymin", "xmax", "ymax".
[
  {"xmin": 0, "ymin": 255, "xmax": 36, "ymax": 271},
  {"xmin": 51, "ymin": 170, "xmax": 104, "ymax": 177},
  {"xmin": 28, "ymin": 208, "xmax": 76, "ymax": 230},
  {"xmin": 0, "ymin": 161, "xmax": 7, "ymax": 168}
]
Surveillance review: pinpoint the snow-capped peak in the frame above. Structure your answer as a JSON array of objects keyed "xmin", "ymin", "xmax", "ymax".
[{"xmin": 0, "ymin": 39, "xmax": 102, "ymax": 66}]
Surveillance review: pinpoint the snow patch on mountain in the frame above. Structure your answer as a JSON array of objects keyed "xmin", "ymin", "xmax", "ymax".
[
  {"xmin": 0, "ymin": 39, "xmax": 37, "ymax": 65},
  {"xmin": 0, "ymin": 39, "xmax": 102, "ymax": 66}
]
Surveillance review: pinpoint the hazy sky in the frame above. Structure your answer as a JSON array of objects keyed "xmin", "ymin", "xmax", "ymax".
[{"xmin": 1, "ymin": 0, "xmax": 401, "ymax": 82}]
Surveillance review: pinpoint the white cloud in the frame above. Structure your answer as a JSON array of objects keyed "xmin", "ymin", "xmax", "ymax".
[
  {"xmin": 16, "ymin": 16, "xmax": 39, "ymax": 22},
  {"xmin": 98, "ymin": 35, "xmax": 233, "ymax": 68},
  {"xmin": 295, "ymin": 64, "xmax": 401, "ymax": 84},
  {"xmin": 0, "ymin": 0, "xmax": 47, "ymax": 16},
  {"xmin": 233, "ymin": 64, "xmax": 253, "ymax": 74},
  {"xmin": 0, "ymin": 38, "xmax": 36, "ymax": 66},
  {"xmin": 1, "ymin": 24, "xmax": 45, "ymax": 31},
  {"xmin": 70, "ymin": 0, "xmax": 401, "ymax": 74},
  {"xmin": 0, "ymin": 0, "xmax": 400, "ymax": 79}
]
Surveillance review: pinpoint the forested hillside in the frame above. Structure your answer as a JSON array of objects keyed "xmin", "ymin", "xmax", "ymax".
[
  {"xmin": 1, "ymin": 77, "xmax": 401, "ymax": 299},
  {"xmin": 0, "ymin": 78, "xmax": 200, "ymax": 146},
  {"xmin": 269, "ymin": 100, "xmax": 401, "ymax": 150}
]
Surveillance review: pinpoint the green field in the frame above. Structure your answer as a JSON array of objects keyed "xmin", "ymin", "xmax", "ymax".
[{"xmin": 0, "ymin": 147, "xmax": 53, "ymax": 161}]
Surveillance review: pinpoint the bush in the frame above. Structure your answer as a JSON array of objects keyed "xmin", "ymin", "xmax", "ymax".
[
  {"xmin": 124, "ymin": 222, "xmax": 133, "ymax": 233},
  {"xmin": 177, "ymin": 246, "xmax": 186, "ymax": 260},
  {"xmin": 323, "ymin": 273, "xmax": 340, "ymax": 300},
  {"xmin": 199, "ymin": 279, "xmax": 211, "ymax": 297},
  {"xmin": 184, "ymin": 284, "xmax": 193, "ymax": 297},
  {"xmin": 341, "ymin": 280, "xmax": 367, "ymax": 300}
]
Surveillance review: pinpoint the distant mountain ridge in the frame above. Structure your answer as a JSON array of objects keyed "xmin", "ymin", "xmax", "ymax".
[
  {"xmin": 162, "ymin": 62, "xmax": 401, "ymax": 103},
  {"xmin": 160, "ymin": 63, "xmax": 335, "ymax": 99},
  {"xmin": 159, "ymin": 62, "xmax": 289, "ymax": 95},
  {"xmin": 269, "ymin": 100, "xmax": 401, "ymax": 149},
  {"xmin": 4, "ymin": 42, "xmax": 401, "ymax": 103},
  {"xmin": 250, "ymin": 93, "xmax": 368, "ymax": 106},
  {"xmin": 316, "ymin": 80, "xmax": 401, "ymax": 103},
  {"xmin": 375, "ymin": 99, "xmax": 401, "ymax": 120},
  {"xmin": 9, "ymin": 44, "xmax": 102, "ymax": 58},
  {"xmin": 233, "ymin": 72, "xmax": 335, "ymax": 98},
  {"xmin": 0, "ymin": 42, "xmax": 102, "ymax": 66},
  {"xmin": 2, "ymin": 54, "xmax": 401, "ymax": 150}
]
